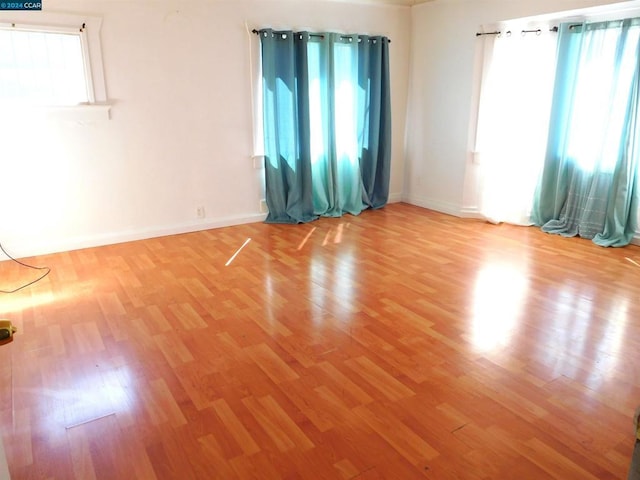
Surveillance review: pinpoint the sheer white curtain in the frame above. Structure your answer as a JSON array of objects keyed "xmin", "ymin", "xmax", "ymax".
[{"xmin": 474, "ymin": 28, "xmax": 558, "ymax": 225}]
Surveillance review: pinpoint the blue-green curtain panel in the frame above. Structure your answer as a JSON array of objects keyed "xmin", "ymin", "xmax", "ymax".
[
  {"xmin": 260, "ymin": 30, "xmax": 317, "ymax": 224},
  {"xmin": 359, "ymin": 34, "xmax": 392, "ymax": 209},
  {"xmin": 258, "ymin": 29, "xmax": 391, "ymax": 224},
  {"xmin": 531, "ymin": 20, "xmax": 640, "ymax": 246}
]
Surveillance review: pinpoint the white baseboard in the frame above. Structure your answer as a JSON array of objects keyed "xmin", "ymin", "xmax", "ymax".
[
  {"xmin": 401, "ymin": 194, "xmax": 462, "ymax": 217},
  {"xmin": 8, "ymin": 198, "xmax": 635, "ymax": 258},
  {"xmin": 387, "ymin": 192, "xmax": 403, "ymax": 204},
  {"xmin": 402, "ymin": 198, "xmax": 640, "ymax": 244},
  {"xmin": 1, "ymin": 213, "xmax": 268, "ymax": 260},
  {"xmin": 459, "ymin": 207, "xmax": 484, "ymax": 220},
  {"xmin": 0, "ymin": 195, "xmax": 410, "ymax": 260},
  {"xmin": 0, "ymin": 193, "xmax": 417, "ymax": 260}
]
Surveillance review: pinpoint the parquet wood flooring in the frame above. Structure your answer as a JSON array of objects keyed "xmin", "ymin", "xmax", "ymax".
[{"xmin": 1, "ymin": 202, "xmax": 640, "ymax": 479}]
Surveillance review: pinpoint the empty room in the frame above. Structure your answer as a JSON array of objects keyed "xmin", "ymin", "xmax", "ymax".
[{"xmin": 1, "ymin": 0, "xmax": 640, "ymax": 478}]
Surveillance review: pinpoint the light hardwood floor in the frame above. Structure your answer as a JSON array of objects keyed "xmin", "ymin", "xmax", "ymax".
[{"xmin": 0, "ymin": 203, "xmax": 639, "ymax": 479}]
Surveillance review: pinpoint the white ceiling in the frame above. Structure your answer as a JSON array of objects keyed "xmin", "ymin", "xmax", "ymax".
[
  {"xmin": 328, "ymin": 0, "xmax": 436, "ymax": 6},
  {"xmin": 380, "ymin": 0, "xmax": 435, "ymax": 4},
  {"xmin": 372, "ymin": 0, "xmax": 434, "ymax": 4}
]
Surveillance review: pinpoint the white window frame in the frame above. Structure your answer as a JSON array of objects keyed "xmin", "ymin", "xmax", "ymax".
[{"xmin": 0, "ymin": 10, "xmax": 110, "ymax": 120}]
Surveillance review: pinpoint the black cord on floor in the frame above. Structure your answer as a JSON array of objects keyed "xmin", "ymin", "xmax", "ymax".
[{"xmin": 0, "ymin": 242, "xmax": 51, "ymax": 293}]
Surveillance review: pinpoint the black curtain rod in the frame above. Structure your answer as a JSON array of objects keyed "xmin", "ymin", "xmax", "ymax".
[
  {"xmin": 476, "ymin": 26, "xmax": 558, "ymax": 37},
  {"xmin": 476, "ymin": 30, "xmax": 500, "ymax": 37},
  {"xmin": 252, "ymin": 29, "xmax": 391, "ymax": 43}
]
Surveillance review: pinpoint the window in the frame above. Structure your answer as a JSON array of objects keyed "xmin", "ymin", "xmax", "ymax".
[
  {"xmin": 0, "ymin": 11, "xmax": 108, "ymax": 119},
  {"xmin": 257, "ymin": 29, "xmax": 391, "ymax": 224},
  {"xmin": 475, "ymin": 16, "xmax": 640, "ymax": 245},
  {"xmin": 563, "ymin": 21, "xmax": 640, "ymax": 173},
  {"xmin": 0, "ymin": 24, "xmax": 91, "ymax": 106}
]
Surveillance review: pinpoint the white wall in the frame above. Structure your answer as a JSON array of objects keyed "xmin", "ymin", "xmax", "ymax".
[
  {"xmin": 0, "ymin": 0, "xmax": 411, "ymax": 258},
  {"xmin": 404, "ymin": 0, "xmax": 634, "ymax": 217}
]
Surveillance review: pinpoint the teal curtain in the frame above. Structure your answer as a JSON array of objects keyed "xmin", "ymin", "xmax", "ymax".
[
  {"xmin": 258, "ymin": 29, "xmax": 391, "ymax": 224},
  {"xmin": 532, "ymin": 20, "xmax": 640, "ymax": 246}
]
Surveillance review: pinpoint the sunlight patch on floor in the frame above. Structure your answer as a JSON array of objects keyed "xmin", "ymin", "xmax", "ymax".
[
  {"xmin": 225, "ymin": 238, "xmax": 252, "ymax": 266},
  {"xmin": 0, "ymin": 283, "xmax": 93, "ymax": 316},
  {"xmin": 471, "ymin": 262, "xmax": 528, "ymax": 352}
]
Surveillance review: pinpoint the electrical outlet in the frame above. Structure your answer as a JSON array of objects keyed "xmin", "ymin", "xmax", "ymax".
[
  {"xmin": 259, "ymin": 199, "xmax": 268, "ymax": 213},
  {"xmin": 196, "ymin": 206, "xmax": 205, "ymax": 218}
]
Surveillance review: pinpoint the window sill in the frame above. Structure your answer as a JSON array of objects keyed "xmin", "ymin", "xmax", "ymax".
[
  {"xmin": 0, "ymin": 104, "xmax": 111, "ymax": 123},
  {"xmin": 44, "ymin": 104, "xmax": 111, "ymax": 122}
]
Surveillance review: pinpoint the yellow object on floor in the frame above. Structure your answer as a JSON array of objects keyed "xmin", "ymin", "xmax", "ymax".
[{"xmin": 0, "ymin": 320, "xmax": 16, "ymax": 342}]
